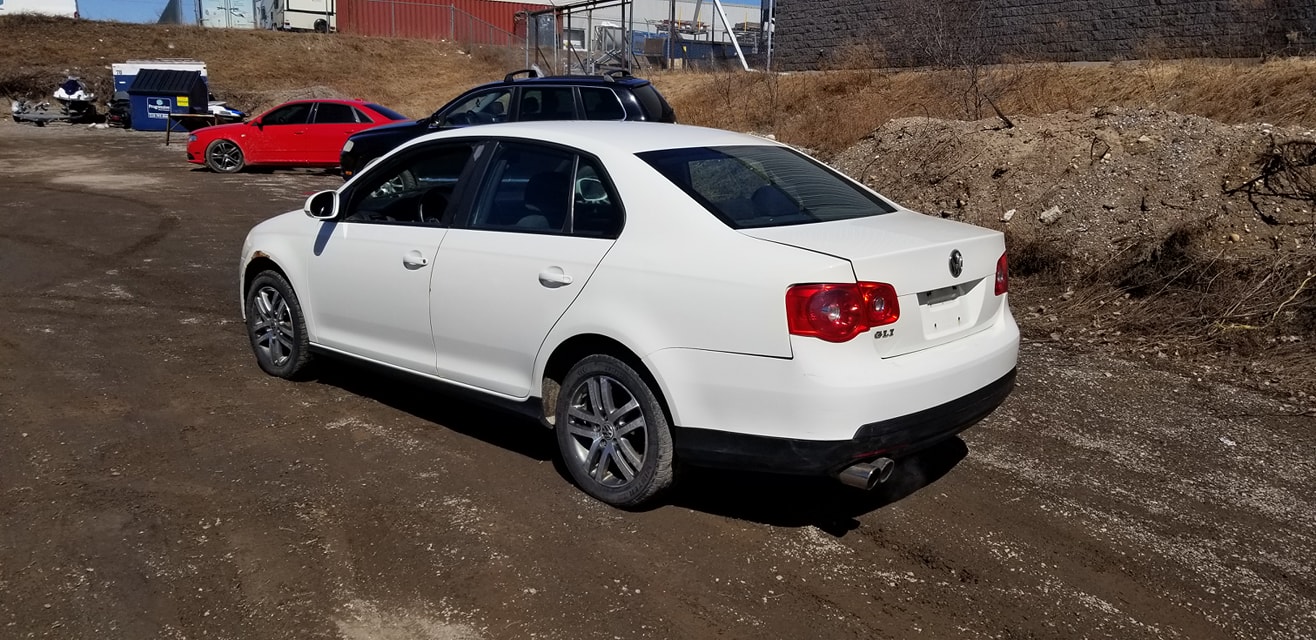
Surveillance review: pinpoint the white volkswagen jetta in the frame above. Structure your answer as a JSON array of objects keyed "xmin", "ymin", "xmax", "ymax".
[{"xmin": 239, "ymin": 121, "xmax": 1019, "ymax": 507}]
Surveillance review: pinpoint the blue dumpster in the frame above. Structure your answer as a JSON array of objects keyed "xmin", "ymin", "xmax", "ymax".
[{"xmin": 127, "ymin": 69, "xmax": 208, "ymax": 132}]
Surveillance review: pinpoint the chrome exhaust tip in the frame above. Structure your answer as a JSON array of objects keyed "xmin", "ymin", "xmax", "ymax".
[{"xmin": 837, "ymin": 457, "xmax": 895, "ymax": 490}]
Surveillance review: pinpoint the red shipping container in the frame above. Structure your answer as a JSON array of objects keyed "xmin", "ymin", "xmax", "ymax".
[{"xmin": 338, "ymin": 0, "xmax": 552, "ymax": 45}]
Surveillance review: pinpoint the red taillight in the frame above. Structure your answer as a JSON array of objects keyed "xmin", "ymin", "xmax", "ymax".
[
  {"xmin": 786, "ymin": 282, "xmax": 900, "ymax": 343},
  {"xmin": 995, "ymin": 253, "xmax": 1009, "ymax": 296}
]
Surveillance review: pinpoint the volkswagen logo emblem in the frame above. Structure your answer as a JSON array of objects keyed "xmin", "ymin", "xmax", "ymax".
[{"xmin": 949, "ymin": 250, "xmax": 964, "ymax": 277}]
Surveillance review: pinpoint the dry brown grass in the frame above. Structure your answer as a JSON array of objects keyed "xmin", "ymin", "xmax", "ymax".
[
  {"xmin": 0, "ymin": 14, "xmax": 516, "ymax": 117},
  {"xmin": 655, "ymin": 58, "xmax": 1316, "ymax": 154}
]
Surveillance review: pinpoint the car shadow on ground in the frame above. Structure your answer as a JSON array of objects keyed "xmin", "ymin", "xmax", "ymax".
[
  {"xmin": 310, "ymin": 357, "xmax": 968, "ymax": 534},
  {"xmin": 310, "ymin": 358, "xmax": 558, "ymax": 463},
  {"xmin": 665, "ymin": 439, "xmax": 969, "ymax": 535}
]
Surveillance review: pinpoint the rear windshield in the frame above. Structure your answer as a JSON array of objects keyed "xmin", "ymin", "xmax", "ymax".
[
  {"xmin": 632, "ymin": 84, "xmax": 676, "ymax": 123},
  {"xmin": 366, "ymin": 103, "xmax": 409, "ymax": 120},
  {"xmin": 637, "ymin": 145, "xmax": 896, "ymax": 229}
]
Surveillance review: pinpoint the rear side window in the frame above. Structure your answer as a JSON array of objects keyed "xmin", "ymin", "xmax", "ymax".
[
  {"xmin": 638, "ymin": 145, "xmax": 895, "ymax": 229},
  {"xmin": 519, "ymin": 87, "xmax": 576, "ymax": 121},
  {"xmin": 314, "ymin": 103, "xmax": 358, "ymax": 124},
  {"xmin": 632, "ymin": 84, "xmax": 675, "ymax": 123},
  {"xmin": 580, "ymin": 87, "xmax": 625, "ymax": 121}
]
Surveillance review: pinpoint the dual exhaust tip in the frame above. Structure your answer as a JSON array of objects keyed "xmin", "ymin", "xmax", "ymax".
[{"xmin": 837, "ymin": 457, "xmax": 895, "ymax": 491}]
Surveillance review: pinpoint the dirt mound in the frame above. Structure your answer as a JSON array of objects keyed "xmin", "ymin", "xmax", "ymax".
[{"xmin": 832, "ymin": 109, "xmax": 1316, "ymax": 395}]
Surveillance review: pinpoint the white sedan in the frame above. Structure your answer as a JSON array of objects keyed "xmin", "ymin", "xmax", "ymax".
[{"xmin": 239, "ymin": 121, "xmax": 1019, "ymax": 507}]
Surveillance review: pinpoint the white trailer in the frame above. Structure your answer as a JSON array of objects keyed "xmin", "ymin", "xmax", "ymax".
[
  {"xmin": 198, "ymin": 0, "xmax": 256, "ymax": 29},
  {"xmin": 0, "ymin": 0, "xmax": 79, "ymax": 18},
  {"xmin": 262, "ymin": 0, "xmax": 335, "ymax": 33}
]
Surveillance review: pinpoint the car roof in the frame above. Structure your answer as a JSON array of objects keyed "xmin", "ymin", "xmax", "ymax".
[
  {"xmin": 408, "ymin": 121, "xmax": 776, "ymax": 155},
  {"xmin": 476, "ymin": 74, "xmax": 651, "ymax": 89}
]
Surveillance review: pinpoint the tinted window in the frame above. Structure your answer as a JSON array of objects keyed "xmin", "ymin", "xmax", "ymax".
[
  {"xmin": 366, "ymin": 103, "xmax": 409, "ymax": 120},
  {"xmin": 632, "ymin": 84, "xmax": 675, "ymax": 122},
  {"xmin": 263, "ymin": 103, "xmax": 312, "ymax": 126},
  {"xmin": 572, "ymin": 157, "xmax": 623, "ymax": 238},
  {"xmin": 580, "ymin": 87, "xmax": 625, "ymax": 121},
  {"xmin": 352, "ymin": 108, "xmax": 373, "ymax": 123},
  {"xmin": 438, "ymin": 89, "xmax": 511, "ymax": 127},
  {"xmin": 519, "ymin": 87, "xmax": 575, "ymax": 121},
  {"xmin": 314, "ymin": 103, "xmax": 358, "ymax": 124},
  {"xmin": 638, "ymin": 145, "xmax": 896, "ymax": 229},
  {"xmin": 344, "ymin": 143, "xmax": 475, "ymax": 225},
  {"xmin": 470, "ymin": 143, "xmax": 575, "ymax": 233}
]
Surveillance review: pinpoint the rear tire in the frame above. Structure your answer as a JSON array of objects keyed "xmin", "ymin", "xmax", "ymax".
[
  {"xmin": 245, "ymin": 270, "xmax": 313, "ymax": 379},
  {"xmin": 555, "ymin": 355, "xmax": 674, "ymax": 508}
]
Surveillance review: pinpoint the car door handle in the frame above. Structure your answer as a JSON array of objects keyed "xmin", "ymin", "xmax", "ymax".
[
  {"xmin": 538, "ymin": 267, "xmax": 574, "ymax": 288},
  {"xmin": 402, "ymin": 250, "xmax": 429, "ymax": 269}
]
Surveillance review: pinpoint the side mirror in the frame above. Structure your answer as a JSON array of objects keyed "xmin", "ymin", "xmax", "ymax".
[
  {"xmin": 304, "ymin": 190, "xmax": 338, "ymax": 220},
  {"xmin": 251, "ymin": 118, "xmax": 263, "ymax": 129}
]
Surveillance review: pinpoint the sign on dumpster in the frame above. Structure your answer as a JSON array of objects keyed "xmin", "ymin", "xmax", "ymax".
[{"xmin": 147, "ymin": 98, "xmax": 172, "ymax": 120}]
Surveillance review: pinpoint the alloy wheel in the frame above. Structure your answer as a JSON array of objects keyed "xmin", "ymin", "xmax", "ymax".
[
  {"xmin": 250, "ymin": 285, "xmax": 295, "ymax": 367},
  {"xmin": 208, "ymin": 140, "xmax": 242, "ymax": 172},
  {"xmin": 563, "ymin": 374, "xmax": 649, "ymax": 487}
]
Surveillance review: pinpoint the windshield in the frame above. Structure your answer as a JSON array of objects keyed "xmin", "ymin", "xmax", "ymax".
[
  {"xmin": 638, "ymin": 145, "xmax": 896, "ymax": 229},
  {"xmin": 366, "ymin": 103, "xmax": 409, "ymax": 121}
]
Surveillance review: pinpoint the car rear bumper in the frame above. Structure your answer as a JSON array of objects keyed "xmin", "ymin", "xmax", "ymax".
[
  {"xmin": 644, "ymin": 307, "xmax": 1019, "ymax": 474},
  {"xmin": 671, "ymin": 368, "xmax": 1016, "ymax": 475}
]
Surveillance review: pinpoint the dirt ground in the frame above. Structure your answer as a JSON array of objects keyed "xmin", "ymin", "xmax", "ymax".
[{"xmin": 0, "ymin": 121, "xmax": 1313, "ymax": 640}]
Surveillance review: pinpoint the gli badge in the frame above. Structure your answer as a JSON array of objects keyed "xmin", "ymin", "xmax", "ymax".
[{"xmin": 949, "ymin": 249, "xmax": 964, "ymax": 278}]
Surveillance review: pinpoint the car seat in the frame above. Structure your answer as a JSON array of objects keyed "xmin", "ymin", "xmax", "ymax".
[
  {"xmin": 419, "ymin": 188, "xmax": 450, "ymax": 224},
  {"xmin": 520, "ymin": 95, "xmax": 541, "ymax": 119},
  {"xmin": 519, "ymin": 171, "xmax": 570, "ymax": 230}
]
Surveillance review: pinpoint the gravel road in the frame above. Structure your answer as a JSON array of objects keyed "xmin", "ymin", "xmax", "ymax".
[{"xmin": 1, "ymin": 122, "xmax": 1311, "ymax": 639}]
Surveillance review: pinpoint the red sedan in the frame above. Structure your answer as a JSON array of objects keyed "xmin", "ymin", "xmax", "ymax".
[{"xmin": 186, "ymin": 99, "xmax": 408, "ymax": 173}]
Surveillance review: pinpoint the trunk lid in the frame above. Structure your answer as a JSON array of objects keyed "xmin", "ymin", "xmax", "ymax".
[{"xmin": 741, "ymin": 210, "xmax": 1008, "ymax": 357}]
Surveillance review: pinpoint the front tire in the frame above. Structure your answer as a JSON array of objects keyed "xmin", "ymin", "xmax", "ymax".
[
  {"xmin": 205, "ymin": 139, "xmax": 245, "ymax": 173},
  {"xmin": 556, "ymin": 355, "xmax": 674, "ymax": 508},
  {"xmin": 245, "ymin": 270, "xmax": 313, "ymax": 379}
]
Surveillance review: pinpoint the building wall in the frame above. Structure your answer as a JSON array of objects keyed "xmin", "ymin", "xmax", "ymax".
[{"xmin": 773, "ymin": 0, "xmax": 1316, "ymax": 70}]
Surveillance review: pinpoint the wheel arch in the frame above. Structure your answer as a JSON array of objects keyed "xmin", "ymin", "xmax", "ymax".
[{"xmin": 538, "ymin": 333, "xmax": 674, "ymax": 428}]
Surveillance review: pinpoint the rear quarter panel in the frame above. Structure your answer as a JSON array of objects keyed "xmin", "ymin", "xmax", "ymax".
[{"xmin": 539, "ymin": 150, "xmax": 853, "ymax": 377}]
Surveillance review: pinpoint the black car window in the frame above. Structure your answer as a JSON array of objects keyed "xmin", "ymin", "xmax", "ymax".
[
  {"xmin": 632, "ymin": 84, "xmax": 675, "ymax": 123},
  {"xmin": 314, "ymin": 103, "xmax": 358, "ymax": 124},
  {"xmin": 352, "ymin": 107, "xmax": 373, "ymax": 123},
  {"xmin": 438, "ymin": 89, "xmax": 511, "ymax": 127},
  {"xmin": 365, "ymin": 103, "xmax": 408, "ymax": 120},
  {"xmin": 638, "ymin": 145, "xmax": 896, "ymax": 229},
  {"xmin": 580, "ymin": 87, "xmax": 626, "ymax": 121},
  {"xmin": 571, "ymin": 157, "xmax": 624, "ymax": 238},
  {"xmin": 469, "ymin": 143, "xmax": 575, "ymax": 233},
  {"xmin": 344, "ymin": 143, "xmax": 476, "ymax": 226},
  {"xmin": 262, "ymin": 103, "xmax": 312, "ymax": 126},
  {"xmin": 518, "ymin": 87, "xmax": 576, "ymax": 121}
]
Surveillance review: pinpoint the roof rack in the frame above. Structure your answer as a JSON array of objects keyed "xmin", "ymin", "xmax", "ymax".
[
  {"xmin": 600, "ymin": 68, "xmax": 634, "ymax": 82},
  {"xmin": 503, "ymin": 68, "xmax": 543, "ymax": 83}
]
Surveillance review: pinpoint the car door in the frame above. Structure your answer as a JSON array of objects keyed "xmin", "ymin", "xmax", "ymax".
[
  {"xmin": 434, "ymin": 88, "xmax": 512, "ymax": 128},
  {"xmin": 305, "ymin": 141, "xmax": 479, "ymax": 372},
  {"xmin": 252, "ymin": 101, "xmax": 313, "ymax": 163},
  {"xmin": 307, "ymin": 103, "xmax": 373, "ymax": 165},
  {"xmin": 428, "ymin": 142, "xmax": 622, "ymax": 397}
]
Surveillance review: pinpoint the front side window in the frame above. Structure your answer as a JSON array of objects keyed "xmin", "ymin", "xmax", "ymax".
[
  {"xmin": 437, "ymin": 89, "xmax": 511, "ymax": 127},
  {"xmin": 314, "ymin": 103, "xmax": 358, "ymax": 124},
  {"xmin": 343, "ymin": 143, "xmax": 475, "ymax": 225},
  {"xmin": 638, "ymin": 145, "xmax": 895, "ymax": 229},
  {"xmin": 262, "ymin": 103, "xmax": 312, "ymax": 126}
]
